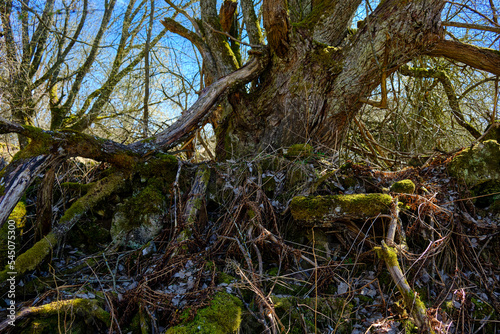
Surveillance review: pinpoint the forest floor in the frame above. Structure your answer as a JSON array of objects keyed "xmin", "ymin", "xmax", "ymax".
[{"xmin": 0, "ymin": 145, "xmax": 499, "ymax": 333}]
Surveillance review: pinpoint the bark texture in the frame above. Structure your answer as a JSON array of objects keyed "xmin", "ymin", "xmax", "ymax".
[{"xmin": 217, "ymin": 0, "xmax": 446, "ymax": 158}]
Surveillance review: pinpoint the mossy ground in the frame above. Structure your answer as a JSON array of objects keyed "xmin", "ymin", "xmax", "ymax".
[{"xmin": 165, "ymin": 292, "xmax": 242, "ymax": 334}]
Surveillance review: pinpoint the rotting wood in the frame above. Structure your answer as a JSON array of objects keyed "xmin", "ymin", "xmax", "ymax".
[{"xmin": 0, "ymin": 155, "xmax": 54, "ymax": 228}]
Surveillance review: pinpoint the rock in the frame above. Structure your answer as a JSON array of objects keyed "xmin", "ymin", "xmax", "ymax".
[
  {"xmin": 390, "ymin": 179, "xmax": 416, "ymax": 194},
  {"xmin": 447, "ymin": 140, "xmax": 500, "ymax": 187}
]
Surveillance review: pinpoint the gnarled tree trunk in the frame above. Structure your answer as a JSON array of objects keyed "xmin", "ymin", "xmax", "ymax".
[{"xmin": 215, "ymin": 0, "xmax": 446, "ymax": 158}]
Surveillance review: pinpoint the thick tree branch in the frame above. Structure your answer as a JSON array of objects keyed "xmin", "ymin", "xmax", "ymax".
[
  {"xmin": 0, "ymin": 155, "xmax": 54, "ymax": 227},
  {"xmin": 0, "ymin": 117, "xmax": 139, "ymax": 168},
  {"xmin": 240, "ymin": 0, "xmax": 264, "ymax": 46},
  {"xmin": 426, "ymin": 40, "xmax": 500, "ymax": 76},
  {"xmin": 442, "ymin": 21, "xmax": 500, "ymax": 34},
  {"xmin": 263, "ymin": 0, "xmax": 290, "ymax": 57},
  {"xmin": 160, "ymin": 18, "xmax": 206, "ymax": 55},
  {"xmin": 0, "ymin": 50, "xmax": 269, "ymax": 166},
  {"xmin": 310, "ymin": 0, "xmax": 362, "ymax": 46},
  {"xmin": 129, "ymin": 50, "xmax": 269, "ymax": 154}
]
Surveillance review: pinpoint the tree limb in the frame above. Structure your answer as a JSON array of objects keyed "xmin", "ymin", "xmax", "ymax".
[
  {"xmin": 0, "ymin": 50, "xmax": 269, "ymax": 165},
  {"xmin": 442, "ymin": 21, "xmax": 500, "ymax": 34},
  {"xmin": 0, "ymin": 117, "xmax": 139, "ymax": 168},
  {"xmin": 310, "ymin": 0, "xmax": 361, "ymax": 46},
  {"xmin": 263, "ymin": 0, "xmax": 290, "ymax": 57},
  {"xmin": 240, "ymin": 0, "xmax": 264, "ymax": 46},
  {"xmin": 129, "ymin": 50, "xmax": 269, "ymax": 154},
  {"xmin": 160, "ymin": 18, "xmax": 207, "ymax": 55},
  {"xmin": 426, "ymin": 40, "xmax": 500, "ymax": 76}
]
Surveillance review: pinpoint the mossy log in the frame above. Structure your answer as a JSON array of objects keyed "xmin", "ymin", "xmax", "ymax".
[
  {"xmin": 290, "ymin": 193, "xmax": 392, "ymax": 225},
  {"xmin": 0, "ymin": 298, "xmax": 110, "ymax": 332},
  {"xmin": 0, "ymin": 173, "xmax": 126, "ymax": 283}
]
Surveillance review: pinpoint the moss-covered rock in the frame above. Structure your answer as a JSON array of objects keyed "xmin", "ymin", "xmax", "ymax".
[
  {"xmin": 447, "ymin": 140, "xmax": 500, "ymax": 187},
  {"xmin": 390, "ymin": 179, "xmax": 416, "ymax": 194},
  {"xmin": 165, "ymin": 292, "xmax": 242, "ymax": 333},
  {"xmin": 290, "ymin": 193, "xmax": 392, "ymax": 225},
  {"xmin": 110, "ymin": 155, "xmax": 177, "ymax": 248}
]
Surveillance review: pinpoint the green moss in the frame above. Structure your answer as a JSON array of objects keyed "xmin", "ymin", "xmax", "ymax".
[
  {"xmin": 285, "ymin": 144, "xmax": 313, "ymax": 159},
  {"xmin": 374, "ymin": 244, "xmax": 399, "ymax": 267},
  {"xmin": 11, "ymin": 126, "xmax": 53, "ymax": 160},
  {"xmin": 127, "ymin": 185, "xmax": 165, "ymax": 217},
  {"xmin": 59, "ymin": 173, "xmax": 125, "ymax": 225},
  {"xmin": 471, "ymin": 297, "xmax": 494, "ymax": 320},
  {"xmin": 18, "ymin": 298, "xmax": 110, "ymax": 333},
  {"xmin": 448, "ymin": 140, "xmax": 500, "ymax": 187},
  {"xmin": 217, "ymin": 272, "xmax": 236, "ymax": 284},
  {"xmin": 60, "ymin": 181, "xmax": 95, "ymax": 194},
  {"xmin": 293, "ymin": 0, "xmax": 336, "ymax": 30},
  {"xmin": 8, "ymin": 201, "xmax": 27, "ymax": 228},
  {"xmin": 0, "ymin": 232, "xmax": 58, "ymax": 281},
  {"xmin": 290, "ymin": 193, "xmax": 392, "ymax": 223},
  {"xmin": 165, "ymin": 292, "xmax": 242, "ymax": 334},
  {"xmin": 390, "ymin": 180, "xmax": 416, "ymax": 194},
  {"xmin": 137, "ymin": 154, "xmax": 177, "ymax": 183},
  {"xmin": 403, "ymin": 289, "xmax": 427, "ymax": 315}
]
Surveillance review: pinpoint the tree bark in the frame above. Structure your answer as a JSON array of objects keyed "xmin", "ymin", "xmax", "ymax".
[
  {"xmin": 0, "ymin": 155, "xmax": 54, "ymax": 228},
  {"xmin": 217, "ymin": 0, "xmax": 446, "ymax": 158}
]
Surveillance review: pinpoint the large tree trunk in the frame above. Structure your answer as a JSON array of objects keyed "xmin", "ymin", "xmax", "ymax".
[{"xmin": 216, "ymin": 0, "xmax": 445, "ymax": 158}]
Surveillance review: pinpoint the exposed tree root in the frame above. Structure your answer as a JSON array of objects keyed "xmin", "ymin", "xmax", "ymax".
[{"xmin": 0, "ymin": 173, "xmax": 126, "ymax": 283}]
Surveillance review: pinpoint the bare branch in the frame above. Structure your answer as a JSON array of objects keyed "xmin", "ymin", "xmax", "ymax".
[
  {"xmin": 129, "ymin": 50, "xmax": 269, "ymax": 154},
  {"xmin": 164, "ymin": 0, "xmax": 202, "ymax": 36},
  {"xmin": 442, "ymin": 21, "xmax": 500, "ymax": 34},
  {"xmin": 399, "ymin": 65, "xmax": 482, "ymax": 139}
]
